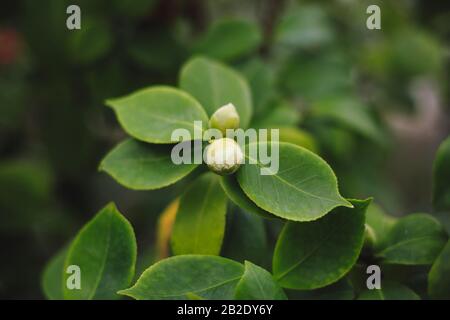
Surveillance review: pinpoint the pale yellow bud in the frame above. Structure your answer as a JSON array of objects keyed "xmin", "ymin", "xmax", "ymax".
[
  {"xmin": 205, "ymin": 138, "xmax": 244, "ymax": 175},
  {"xmin": 208, "ymin": 103, "xmax": 240, "ymax": 135}
]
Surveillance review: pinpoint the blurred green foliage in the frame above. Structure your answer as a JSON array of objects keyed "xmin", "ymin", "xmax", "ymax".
[{"xmin": 0, "ymin": 0, "xmax": 448, "ymax": 298}]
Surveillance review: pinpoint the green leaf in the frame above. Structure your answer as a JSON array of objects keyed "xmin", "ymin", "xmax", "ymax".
[
  {"xmin": 311, "ymin": 96, "xmax": 385, "ymax": 144},
  {"xmin": 127, "ymin": 29, "xmax": 185, "ymax": 72},
  {"xmin": 277, "ymin": 127, "xmax": 318, "ymax": 153},
  {"xmin": 63, "ymin": 203, "xmax": 137, "ymax": 299},
  {"xmin": 286, "ymin": 278, "xmax": 354, "ymax": 300},
  {"xmin": 179, "ymin": 57, "xmax": 252, "ymax": 128},
  {"xmin": 358, "ymin": 282, "xmax": 420, "ymax": 300},
  {"xmin": 41, "ymin": 247, "xmax": 68, "ymax": 300},
  {"xmin": 365, "ymin": 203, "xmax": 397, "ymax": 251},
  {"xmin": 220, "ymin": 175, "xmax": 275, "ymax": 219},
  {"xmin": 241, "ymin": 58, "xmax": 275, "ymax": 116},
  {"xmin": 119, "ymin": 255, "xmax": 244, "ymax": 300},
  {"xmin": 273, "ymin": 199, "xmax": 369, "ymax": 290},
  {"xmin": 66, "ymin": 18, "xmax": 113, "ymax": 64},
  {"xmin": 171, "ymin": 173, "xmax": 227, "ymax": 255},
  {"xmin": 222, "ymin": 208, "xmax": 269, "ymax": 266},
  {"xmin": 237, "ymin": 142, "xmax": 351, "ymax": 221},
  {"xmin": 0, "ymin": 160, "xmax": 54, "ymax": 232},
  {"xmin": 106, "ymin": 86, "xmax": 208, "ymax": 144},
  {"xmin": 432, "ymin": 136, "xmax": 450, "ymax": 211},
  {"xmin": 280, "ymin": 51, "xmax": 352, "ymax": 103},
  {"xmin": 193, "ymin": 19, "xmax": 261, "ymax": 62},
  {"xmin": 376, "ymin": 213, "xmax": 447, "ymax": 265},
  {"xmin": 251, "ymin": 100, "xmax": 301, "ymax": 129},
  {"xmin": 275, "ymin": 4, "xmax": 333, "ymax": 49},
  {"xmin": 234, "ymin": 261, "xmax": 287, "ymax": 300},
  {"xmin": 428, "ymin": 240, "xmax": 450, "ymax": 299},
  {"xmin": 100, "ymin": 139, "xmax": 198, "ymax": 190}
]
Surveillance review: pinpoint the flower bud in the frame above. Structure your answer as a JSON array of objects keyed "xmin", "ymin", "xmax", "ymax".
[
  {"xmin": 205, "ymin": 138, "xmax": 244, "ymax": 175},
  {"xmin": 208, "ymin": 103, "xmax": 240, "ymax": 135}
]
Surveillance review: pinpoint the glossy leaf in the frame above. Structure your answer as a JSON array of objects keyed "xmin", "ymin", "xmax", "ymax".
[
  {"xmin": 358, "ymin": 282, "xmax": 420, "ymax": 300},
  {"xmin": 432, "ymin": 136, "xmax": 450, "ymax": 211},
  {"xmin": 179, "ymin": 57, "xmax": 252, "ymax": 128},
  {"xmin": 220, "ymin": 175, "xmax": 275, "ymax": 219},
  {"xmin": 376, "ymin": 213, "xmax": 447, "ymax": 265},
  {"xmin": 273, "ymin": 199, "xmax": 369, "ymax": 289},
  {"xmin": 106, "ymin": 86, "xmax": 208, "ymax": 144},
  {"xmin": 238, "ymin": 142, "xmax": 351, "ymax": 221},
  {"xmin": 171, "ymin": 173, "xmax": 227, "ymax": 255},
  {"xmin": 100, "ymin": 139, "xmax": 198, "ymax": 190},
  {"xmin": 41, "ymin": 247, "xmax": 67, "ymax": 300},
  {"xmin": 234, "ymin": 261, "xmax": 287, "ymax": 300},
  {"xmin": 194, "ymin": 19, "xmax": 262, "ymax": 62},
  {"xmin": 63, "ymin": 203, "xmax": 137, "ymax": 299},
  {"xmin": 428, "ymin": 240, "xmax": 450, "ymax": 299},
  {"xmin": 119, "ymin": 255, "xmax": 244, "ymax": 300}
]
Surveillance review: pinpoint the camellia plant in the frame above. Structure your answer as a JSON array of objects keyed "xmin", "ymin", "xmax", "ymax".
[{"xmin": 41, "ymin": 55, "xmax": 450, "ymax": 300}]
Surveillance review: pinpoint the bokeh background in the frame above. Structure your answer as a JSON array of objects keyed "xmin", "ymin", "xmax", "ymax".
[{"xmin": 0, "ymin": 0, "xmax": 448, "ymax": 299}]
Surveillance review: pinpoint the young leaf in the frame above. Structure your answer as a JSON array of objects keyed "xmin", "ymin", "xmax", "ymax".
[
  {"xmin": 171, "ymin": 173, "xmax": 227, "ymax": 255},
  {"xmin": 220, "ymin": 175, "xmax": 275, "ymax": 219},
  {"xmin": 63, "ymin": 203, "xmax": 137, "ymax": 299},
  {"xmin": 273, "ymin": 199, "xmax": 369, "ymax": 290},
  {"xmin": 100, "ymin": 139, "xmax": 198, "ymax": 190},
  {"xmin": 156, "ymin": 199, "xmax": 179, "ymax": 260},
  {"xmin": 41, "ymin": 247, "xmax": 68, "ymax": 300},
  {"xmin": 179, "ymin": 57, "xmax": 252, "ymax": 128},
  {"xmin": 119, "ymin": 255, "xmax": 244, "ymax": 300},
  {"xmin": 376, "ymin": 213, "xmax": 448, "ymax": 265},
  {"xmin": 358, "ymin": 282, "xmax": 420, "ymax": 300},
  {"xmin": 193, "ymin": 19, "xmax": 262, "ymax": 62},
  {"xmin": 106, "ymin": 86, "xmax": 208, "ymax": 144},
  {"xmin": 234, "ymin": 261, "xmax": 287, "ymax": 300},
  {"xmin": 238, "ymin": 142, "xmax": 352, "ymax": 221},
  {"xmin": 428, "ymin": 240, "xmax": 450, "ymax": 299},
  {"xmin": 432, "ymin": 136, "xmax": 450, "ymax": 211}
]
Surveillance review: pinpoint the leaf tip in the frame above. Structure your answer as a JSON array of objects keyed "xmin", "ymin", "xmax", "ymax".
[
  {"xmin": 104, "ymin": 98, "xmax": 115, "ymax": 108},
  {"xmin": 117, "ymin": 288, "xmax": 134, "ymax": 298},
  {"xmin": 342, "ymin": 198, "xmax": 354, "ymax": 208}
]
